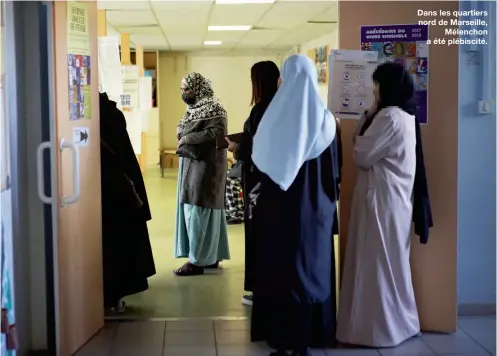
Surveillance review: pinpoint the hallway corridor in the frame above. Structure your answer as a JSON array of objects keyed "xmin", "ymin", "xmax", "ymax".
[{"xmin": 75, "ymin": 317, "xmax": 495, "ymax": 356}]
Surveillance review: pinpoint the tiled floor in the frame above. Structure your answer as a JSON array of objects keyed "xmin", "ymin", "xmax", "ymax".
[
  {"xmin": 119, "ymin": 168, "xmax": 250, "ymax": 319},
  {"xmin": 117, "ymin": 168, "xmax": 339, "ymax": 319},
  {"xmin": 75, "ymin": 317, "xmax": 495, "ymax": 356}
]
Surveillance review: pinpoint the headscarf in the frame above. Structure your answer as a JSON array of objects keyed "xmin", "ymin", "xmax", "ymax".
[
  {"xmin": 251, "ymin": 54, "xmax": 336, "ymax": 191},
  {"xmin": 358, "ymin": 62, "xmax": 433, "ymax": 243},
  {"xmin": 360, "ymin": 62, "xmax": 416, "ymax": 135},
  {"xmin": 179, "ymin": 72, "xmax": 227, "ymax": 127}
]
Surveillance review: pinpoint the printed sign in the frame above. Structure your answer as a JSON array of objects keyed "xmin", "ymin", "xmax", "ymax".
[
  {"xmin": 72, "ymin": 127, "xmax": 89, "ymax": 147},
  {"xmin": 361, "ymin": 24, "xmax": 429, "ymax": 124},
  {"xmin": 328, "ymin": 50, "xmax": 379, "ymax": 120}
]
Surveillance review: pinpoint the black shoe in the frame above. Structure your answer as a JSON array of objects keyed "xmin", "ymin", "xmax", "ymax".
[
  {"xmin": 291, "ymin": 349, "xmax": 309, "ymax": 356},
  {"xmin": 269, "ymin": 351, "xmax": 289, "ymax": 356},
  {"xmin": 205, "ymin": 261, "xmax": 219, "ymax": 269},
  {"xmin": 226, "ymin": 217, "xmax": 243, "ymax": 225}
]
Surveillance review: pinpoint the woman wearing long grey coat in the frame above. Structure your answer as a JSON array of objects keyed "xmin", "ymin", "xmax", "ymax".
[{"xmin": 173, "ymin": 72, "xmax": 230, "ymax": 276}]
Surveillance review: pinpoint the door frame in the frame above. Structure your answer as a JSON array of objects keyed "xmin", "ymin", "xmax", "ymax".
[{"xmin": 4, "ymin": 1, "xmax": 58, "ymax": 354}]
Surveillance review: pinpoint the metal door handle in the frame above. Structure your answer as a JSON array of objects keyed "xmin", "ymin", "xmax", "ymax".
[
  {"xmin": 36, "ymin": 141, "xmax": 54, "ymax": 204},
  {"xmin": 60, "ymin": 138, "xmax": 80, "ymax": 206}
]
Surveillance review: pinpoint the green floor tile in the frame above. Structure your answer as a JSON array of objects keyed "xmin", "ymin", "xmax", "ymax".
[{"xmin": 119, "ymin": 168, "xmax": 250, "ymax": 319}]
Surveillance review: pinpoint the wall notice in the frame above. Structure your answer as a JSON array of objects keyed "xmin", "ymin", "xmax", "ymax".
[
  {"xmin": 328, "ymin": 50, "xmax": 379, "ymax": 120},
  {"xmin": 360, "ymin": 24, "xmax": 429, "ymax": 125},
  {"xmin": 67, "ymin": 2, "xmax": 91, "ymax": 121}
]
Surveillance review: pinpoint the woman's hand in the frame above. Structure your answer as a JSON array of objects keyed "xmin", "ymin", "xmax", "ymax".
[
  {"xmin": 335, "ymin": 117, "xmax": 341, "ymax": 136},
  {"xmin": 177, "ymin": 137, "xmax": 185, "ymax": 149},
  {"xmin": 225, "ymin": 137, "xmax": 238, "ymax": 152},
  {"xmin": 176, "ymin": 126, "xmax": 182, "ymax": 141}
]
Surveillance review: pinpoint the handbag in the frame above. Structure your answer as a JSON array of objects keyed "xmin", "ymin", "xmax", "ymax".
[{"xmin": 176, "ymin": 144, "xmax": 203, "ymax": 160}]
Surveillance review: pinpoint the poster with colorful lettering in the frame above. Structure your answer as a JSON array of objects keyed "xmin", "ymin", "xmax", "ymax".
[
  {"xmin": 360, "ymin": 24, "xmax": 429, "ymax": 124},
  {"xmin": 67, "ymin": 2, "xmax": 91, "ymax": 121}
]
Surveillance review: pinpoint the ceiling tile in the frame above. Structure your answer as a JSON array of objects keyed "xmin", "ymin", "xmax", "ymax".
[
  {"xmin": 97, "ymin": 1, "xmax": 151, "ymax": 10},
  {"xmin": 237, "ymin": 29, "xmax": 284, "ymax": 48},
  {"xmin": 277, "ymin": 0, "xmax": 335, "ymax": 2},
  {"xmin": 106, "ymin": 24, "xmax": 121, "ymax": 38},
  {"xmin": 209, "ymin": 4, "xmax": 273, "ymax": 26},
  {"xmin": 268, "ymin": 22, "xmax": 336, "ymax": 47},
  {"xmin": 167, "ymin": 35, "xmax": 204, "ymax": 49},
  {"xmin": 151, "ymin": 2, "xmax": 212, "ymax": 13},
  {"xmin": 257, "ymin": 2, "xmax": 331, "ymax": 29},
  {"xmin": 309, "ymin": 3, "xmax": 338, "ymax": 22},
  {"xmin": 205, "ymin": 31, "xmax": 247, "ymax": 44},
  {"xmin": 130, "ymin": 34, "xmax": 168, "ymax": 50},
  {"xmin": 116, "ymin": 26, "xmax": 163, "ymax": 35},
  {"xmin": 153, "ymin": 2, "xmax": 212, "ymax": 36},
  {"xmin": 104, "ymin": 0, "xmax": 338, "ymax": 51},
  {"xmin": 106, "ymin": 10, "xmax": 157, "ymax": 26}
]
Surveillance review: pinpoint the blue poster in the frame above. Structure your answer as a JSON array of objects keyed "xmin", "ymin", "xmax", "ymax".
[{"xmin": 361, "ymin": 24, "xmax": 429, "ymax": 124}]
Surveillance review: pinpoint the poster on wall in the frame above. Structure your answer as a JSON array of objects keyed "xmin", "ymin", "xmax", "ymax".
[
  {"xmin": 360, "ymin": 24, "xmax": 429, "ymax": 124},
  {"xmin": 121, "ymin": 65, "xmax": 140, "ymax": 110},
  {"xmin": 67, "ymin": 1, "xmax": 91, "ymax": 121},
  {"xmin": 308, "ymin": 46, "xmax": 329, "ymax": 84},
  {"xmin": 328, "ymin": 50, "xmax": 379, "ymax": 120}
]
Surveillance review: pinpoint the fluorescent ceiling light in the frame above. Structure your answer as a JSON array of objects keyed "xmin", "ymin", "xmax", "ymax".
[
  {"xmin": 204, "ymin": 41, "xmax": 222, "ymax": 46},
  {"xmin": 208, "ymin": 25, "xmax": 251, "ymax": 31},
  {"xmin": 216, "ymin": 0, "xmax": 275, "ymax": 3}
]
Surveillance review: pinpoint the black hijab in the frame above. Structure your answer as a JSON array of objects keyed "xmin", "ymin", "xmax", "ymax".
[{"xmin": 359, "ymin": 62, "xmax": 433, "ymax": 244}]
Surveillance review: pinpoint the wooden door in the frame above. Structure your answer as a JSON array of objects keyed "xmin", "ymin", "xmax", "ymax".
[{"xmin": 52, "ymin": 1, "xmax": 103, "ymax": 355}]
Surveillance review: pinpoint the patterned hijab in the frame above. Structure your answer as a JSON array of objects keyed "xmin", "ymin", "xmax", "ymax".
[{"xmin": 180, "ymin": 72, "xmax": 227, "ymax": 126}]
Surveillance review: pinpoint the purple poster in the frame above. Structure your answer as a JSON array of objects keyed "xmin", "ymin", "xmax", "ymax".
[{"xmin": 360, "ymin": 24, "xmax": 429, "ymax": 124}]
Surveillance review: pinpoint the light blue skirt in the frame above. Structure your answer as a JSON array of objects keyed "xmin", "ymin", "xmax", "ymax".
[{"xmin": 174, "ymin": 158, "xmax": 230, "ymax": 266}]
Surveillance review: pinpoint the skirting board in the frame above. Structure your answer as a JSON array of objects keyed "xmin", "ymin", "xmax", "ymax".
[{"xmin": 458, "ymin": 303, "xmax": 496, "ymax": 316}]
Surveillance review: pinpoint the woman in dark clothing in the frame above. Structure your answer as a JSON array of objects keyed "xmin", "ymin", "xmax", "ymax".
[
  {"xmin": 226, "ymin": 60, "xmax": 280, "ymax": 306},
  {"xmin": 249, "ymin": 55, "xmax": 339, "ymax": 356},
  {"xmin": 99, "ymin": 93, "xmax": 156, "ymax": 312}
]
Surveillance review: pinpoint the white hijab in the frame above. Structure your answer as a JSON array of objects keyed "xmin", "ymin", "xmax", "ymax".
[{"xmin": 252, "ymin": 54, "xmax": 336, "ymax": 191}]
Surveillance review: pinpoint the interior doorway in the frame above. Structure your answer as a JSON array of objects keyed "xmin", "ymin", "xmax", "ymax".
[{"xmin": 100, "ymin": 0, "xmax": 340, "ymax": 321}]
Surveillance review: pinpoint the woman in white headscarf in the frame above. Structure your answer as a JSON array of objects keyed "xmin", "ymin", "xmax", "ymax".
[{"xmin": 249, "ymin": 54, "xmax": 340, "ymax": 356}]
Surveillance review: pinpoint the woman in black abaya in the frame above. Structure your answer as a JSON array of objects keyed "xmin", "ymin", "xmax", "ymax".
[
  {"xmin": 226, "ymin": 60, "xmax": 280, "ymax": 306},
  {"xmin": 249, "ymin": 55, "xmax": 340, "ymax": 356},
  {"xmin": 99, "ymin": 93, "xmax": 156, "ymax": 312}
]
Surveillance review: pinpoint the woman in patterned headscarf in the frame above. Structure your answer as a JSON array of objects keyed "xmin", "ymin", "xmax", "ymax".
[{"xmin": 173, "ymin": 72, "xmax": 231, "ymax": 276}]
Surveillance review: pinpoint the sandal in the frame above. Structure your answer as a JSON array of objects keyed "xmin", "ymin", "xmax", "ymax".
[
  {"xmin": 173, "ymin": 262, "xmax": 204, "ymax": 276},
  {"xmin": 205, "ymin": 261, "xmax": 219, "ymax": 269}
]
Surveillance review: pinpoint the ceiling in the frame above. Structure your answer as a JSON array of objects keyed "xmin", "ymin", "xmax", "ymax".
[{"xmin": 97, "ymin": 0, "xmax": 338, "ymax": 52}]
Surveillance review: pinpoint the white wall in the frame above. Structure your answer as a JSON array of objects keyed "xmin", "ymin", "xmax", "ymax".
[
  {"xmin": 159, "ymin": 52, "xmax": 282, "ymax": 148},
  {"xmin": 300, "ymin": 31, "xmax": 339, "ymax": 105}
]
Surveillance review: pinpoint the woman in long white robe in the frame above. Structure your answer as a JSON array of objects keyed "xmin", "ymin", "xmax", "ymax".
[{"xmin": 336, "ymin": 63, "xmax": 420, "ymax": 347}]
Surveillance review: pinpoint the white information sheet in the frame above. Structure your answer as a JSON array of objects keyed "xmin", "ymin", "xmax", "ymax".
[
  {"xmin": 139, "ymin": 77, "xmax": 153, "ymax": 132},
  {"xmin": 139, "ymin": 77, "xmax": 153, "ymax": 110},
  {"xmin": 121, "ymin": 65, "xmax": 139, "ymax": 109},
  {"xmin": 97, "ymin": 36, "xmax": 123, "ymax": 104},
  {"xmin": 328, "ymin": 50, "xmax": 379, "ymax": 120},
  {"xmin": 124, "ymin": 109, "xmax": 142, "ymax": 154}
]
